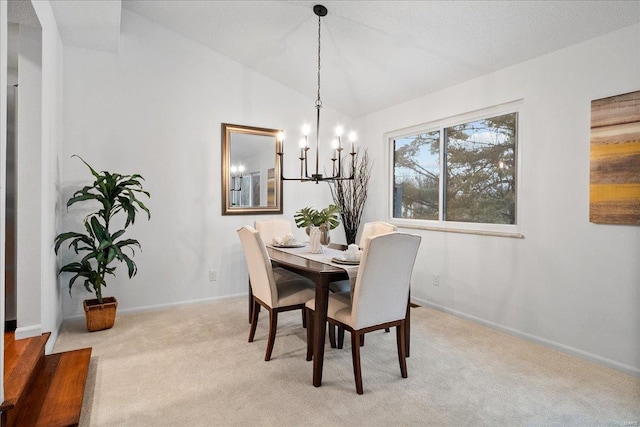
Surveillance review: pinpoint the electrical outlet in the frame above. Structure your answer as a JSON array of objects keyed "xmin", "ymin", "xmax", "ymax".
[
  {"xmin": 433, "ymin": 273, "xmax": 440, "ymax": 287},
  {"xmin": 209, "ymin": 270, "xmax": 218, "ymax": 282}
]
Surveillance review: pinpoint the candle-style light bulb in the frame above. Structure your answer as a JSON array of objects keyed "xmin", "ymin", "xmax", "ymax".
[
  {"xmin": 302, "ymin": 124, "xmax": 311, "ymax": 136},
  {"xmin": 238, "ymin": 165, "xmax": 245, "ymax": 175},
  {"xmin": 335, "ymin": 126, "xmax": 343, "ymax": 149},
  {"xmin": 299, "ymin": 138, "xmax": 306, "ymax": 158},
  {"xmin": 331, "ymin": 138, "xmax": 339, "ymax": 159},
  {"xmin": 349, "ymin": 131, "xmax": 356, "ymax": 153},
  {"xmin": 231, "ymin": 165, "xmax": 237, "ymax": 175}
]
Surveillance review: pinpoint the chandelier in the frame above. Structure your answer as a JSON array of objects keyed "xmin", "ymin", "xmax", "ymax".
[
  {"xmin": 229, "ymin": 164, "xmax": 244, "ymax": 206},
  {"xmin": 229, "ymin": 164, "xmax": 244, "ymax": 193},
  {"xmin": 277, "ymin": 4, "xmax": 356, "ymax": 183}
]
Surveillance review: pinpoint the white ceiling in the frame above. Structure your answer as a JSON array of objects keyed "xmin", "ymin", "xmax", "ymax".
[
  {"xmin": 48, "ymin": 0, "xmax": 640, "ymax": 117},
  {"xmin": 49, "ymin": 0, "xmax": 122, "ymax": 53}
]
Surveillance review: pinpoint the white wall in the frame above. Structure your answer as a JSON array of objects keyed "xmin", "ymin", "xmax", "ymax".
[
  {"xmin": 357, "ymin": 24, "xmax": 640, "ymax": 375},
  {"xmin": 60, "ymin": 10, "xmax": 344, "ymax": 318}
]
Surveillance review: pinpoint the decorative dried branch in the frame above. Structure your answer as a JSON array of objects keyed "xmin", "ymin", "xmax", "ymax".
[{"xmin": 329, "ymin": 149, "xmax": 371, "ymax": 244}]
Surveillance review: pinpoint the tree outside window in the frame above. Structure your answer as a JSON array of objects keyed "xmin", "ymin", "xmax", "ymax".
[
  {"xmin": 393, "ymin": 112, "xmax": 517, "ymax": 225},
  {"xmin": 393, "ymin": 130, "xmax": 440, "ymax": 220}
]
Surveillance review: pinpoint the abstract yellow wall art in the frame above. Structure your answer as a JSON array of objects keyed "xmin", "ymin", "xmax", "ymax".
[{"xmin": 590, "ymin": 90, "xmax": 640, "ymax": 225}]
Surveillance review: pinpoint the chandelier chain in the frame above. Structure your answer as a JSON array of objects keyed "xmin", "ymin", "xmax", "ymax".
[{"xmin": 316, "ymin": 13, "xmax": 322, "ymax": 107}]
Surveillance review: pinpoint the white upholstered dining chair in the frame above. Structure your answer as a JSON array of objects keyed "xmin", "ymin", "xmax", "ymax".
[
  {"xmin": 328, "ymin": 221, "xmax": 397, "ymax": 294},
  {"xmin": 327, "ymin": 221, "xmax": 398, "ymax": 347},
  {"xmin": 305, "ymin": 232, "xmax": 421, "ymax": 394},
  {"xmin": 255, "ymin": 219, "xmax": 293, "ymax": 245},
  {"xmin": 237, "ymin": 226, "xmax": 315, "ymax": 361},
  {"xmin": 247, "ymin": 219, "xmax": 295, "ymax": 322}
]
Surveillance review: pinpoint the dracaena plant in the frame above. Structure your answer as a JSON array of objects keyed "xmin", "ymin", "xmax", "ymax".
[{"xmin": 54, "ymin": 156, "xmax": 151, "ymax": 304}]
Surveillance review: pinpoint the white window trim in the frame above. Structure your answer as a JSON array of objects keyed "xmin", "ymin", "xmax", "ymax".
[{"xmin": 385, "ymin": 100, "xmax": 524, "ymax": 238}]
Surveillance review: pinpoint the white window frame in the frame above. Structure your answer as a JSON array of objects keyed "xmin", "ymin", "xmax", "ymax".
[{"xmin": 385, "ymin": 100, "xmax": 524, "ymax": 238}]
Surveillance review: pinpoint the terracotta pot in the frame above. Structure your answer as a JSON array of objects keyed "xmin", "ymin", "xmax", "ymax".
[{"xmin": 83, "ymin": 296, "xmax": 118, "ymax": 332}]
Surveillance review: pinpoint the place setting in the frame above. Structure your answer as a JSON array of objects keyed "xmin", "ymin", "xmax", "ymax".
[
  {"xmin": 331, "ymin": 244, "xmax": 362, "ymax": 265},
  {"xmin": 271, "ymin": 233, "xmax": 306, "ymax": 248}
]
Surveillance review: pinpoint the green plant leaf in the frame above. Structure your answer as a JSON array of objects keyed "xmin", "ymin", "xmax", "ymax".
[
  {"xmin": 106, "ymin": 247, "xmax": 117, "ymax": 264},
  {"xmin": 55, "ymin": 232, "xmax": 88, "ymax": 253},
  {"xmin": 111, "ymin": 229, "xmax": 126, "ymax": 241},
  {"xmin": 67, "ymin": 193, "xmax": 99, "ymax": 207},
  {"xmin": 122, "ymin": 253, "xmax": 138, "ymax": 278},
  {"xmin": 90, "ymin": 216, "xmax": 109, "ymax": 243},
  {"xmin": 73, "ymin": 155, "xmax": 100, "ymax": 180}
]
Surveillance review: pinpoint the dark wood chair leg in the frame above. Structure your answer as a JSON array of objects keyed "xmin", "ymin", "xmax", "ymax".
[
  {"xmin": 328, "ymin": 323, "xmax": 336, "ymax": 348},
  {"xmin": 248, "ymin": 298, "xmax": 259, "ymax": 342},
  {"xmin": 385, "ymin": 328, "xmax": 390, "ymax": 332},
  {"xmin": 248, "ymin": 279, "xmax": 253, "ymax": 324},
  {"xmin": 396, "ymin": 321, "xmax": 407, "ymax": 378},
  {"xmin": 360, "ymin": 334, "xmax": 365, "ymax": 347},
  {"xmin": 264, "ymin": 309, "xmax": 278, "ymax": 361},
  {"xmin": 405, "ymin": 297, "xmax": 411, "ymax": 357},
  {"xmin": 306, "ymin": 308, "xmax": 314, "ymax": 361},
  {"xmin": 302, "ymin": 309, "xmax": 307, "ymax": 329},
  {"xmin": 351, "ymin": 330, "xmax": 364, "ymax": 394},
  {"xmin": 337, "ymin": 327, "xmax": 344, "ymax": 349}
]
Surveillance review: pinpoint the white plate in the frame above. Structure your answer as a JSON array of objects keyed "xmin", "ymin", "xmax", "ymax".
[
  {"xmin": 331, "ymin": 257, "xmax": 360, "ymax": 265},
  {"xmin": 273, "ymin": 243, "xmax": 306, "ymax": 248}
]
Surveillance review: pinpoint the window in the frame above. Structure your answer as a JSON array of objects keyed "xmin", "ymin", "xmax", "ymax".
[
  {"xmin": 238, "ymin": 172, "xmax": 261, "ymax": 207},
  {"xmin": 393, "ymin": 130, "xmax": 440, "ymax": 220},
  {"xmin": 390, "ymin": 104, "xmax": 520, "ymax": 235}
]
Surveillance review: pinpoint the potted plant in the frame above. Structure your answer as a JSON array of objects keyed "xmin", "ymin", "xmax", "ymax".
[
  {"xmin": 294, "ymin": 204, "xmax": 340, "ymax": 245},
  {"xmin": 54, "ymin": 156, "xmax": 150, "ymax": 332}
]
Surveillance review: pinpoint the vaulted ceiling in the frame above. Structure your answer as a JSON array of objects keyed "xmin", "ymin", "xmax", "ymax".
[{"xmin": 45, "ymin": 0, "xmax": 640, "ymax": 117}]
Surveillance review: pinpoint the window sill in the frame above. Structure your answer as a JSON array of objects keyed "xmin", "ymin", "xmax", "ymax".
[{"xmin": 391, "ymin": 222, "xmax": 524, "ymax": 239}]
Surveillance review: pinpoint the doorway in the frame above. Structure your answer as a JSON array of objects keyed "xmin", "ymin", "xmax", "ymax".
[
  {"xmin": 5, "ymin": 78, "xmax": 17, "ymax": 332},
  {"xmin": 5, "ymin": 0, "xmax": 43, "ymax": 336}
]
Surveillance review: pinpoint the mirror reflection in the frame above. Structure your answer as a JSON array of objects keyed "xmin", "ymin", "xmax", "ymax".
[{"xmin": 222, "ymin": 123, "xmax": 282, "ymax": 215}]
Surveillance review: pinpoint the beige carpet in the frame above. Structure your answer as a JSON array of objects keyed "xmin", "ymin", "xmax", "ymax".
[{"xmin": 53, "ymin": 297, "xmax": 640, "ymax": 426}]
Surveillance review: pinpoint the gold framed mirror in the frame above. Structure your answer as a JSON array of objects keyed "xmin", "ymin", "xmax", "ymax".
[{"xmin": 221, "ymin": 123, "xmax": 283, "ymax": 215}]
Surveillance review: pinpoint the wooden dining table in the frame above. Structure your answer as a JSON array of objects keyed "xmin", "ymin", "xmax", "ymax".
[
  {"xmin": 263, "ymin": 244, "xmax": 411, "ymax": 388},
  {"xmin": 265, "ymin": 244, "xmax": 348, "ymax": 387}
]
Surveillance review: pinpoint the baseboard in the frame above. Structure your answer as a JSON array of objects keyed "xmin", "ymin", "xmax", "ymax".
[
  {"xmin": 63, "ymin": 293, "xmax": 247, "ymax": 321},
  {"xmin": 45, "ymin": 316, "xmax": 65, "ymax": 355},
  {"xmin": 117, "ymin": 294, "xmax": 247, "ymax": 316},
  {"xmin": 412, "ymin": 297, "xmax": 640, "ymax": 378},
  {"xmin": 15, "ymin": 324, "xmax": 43, "ymax": 340}
]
